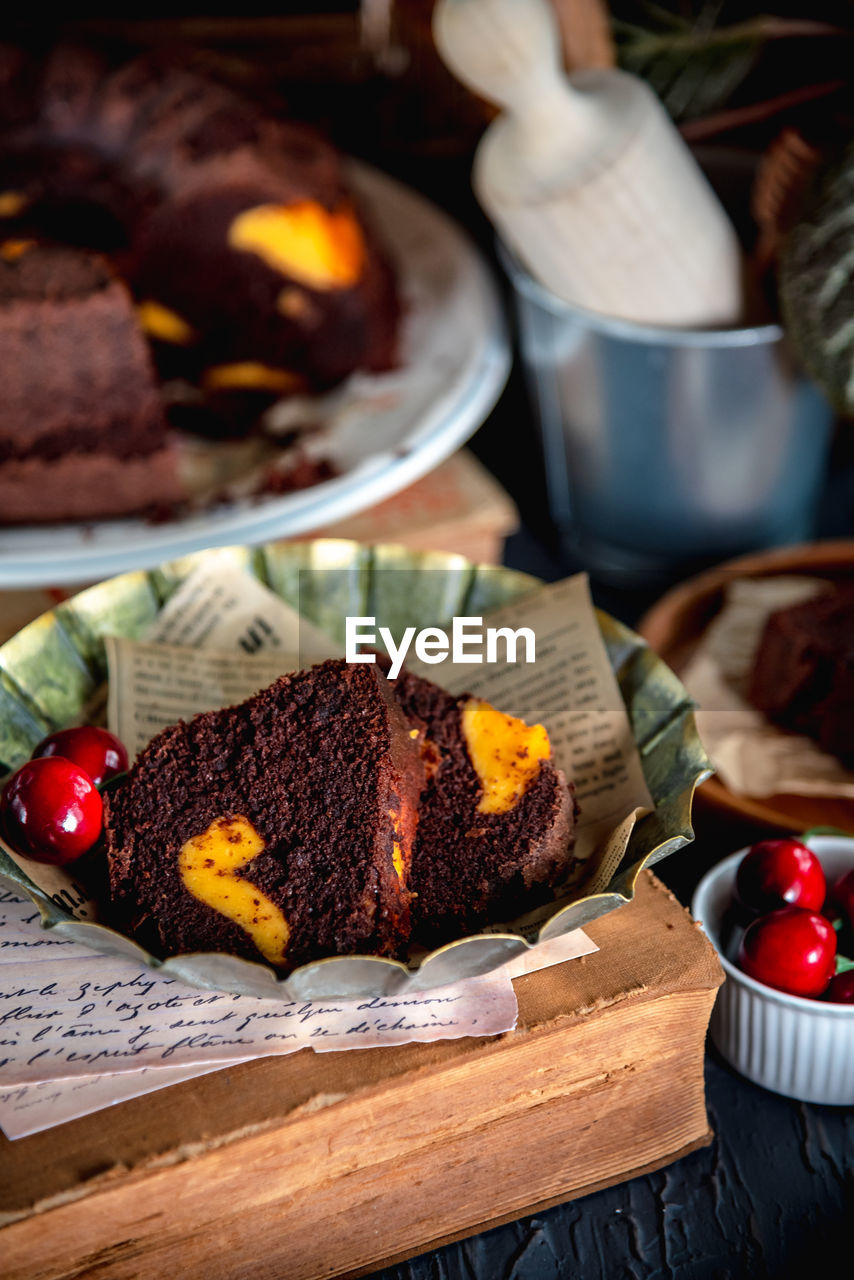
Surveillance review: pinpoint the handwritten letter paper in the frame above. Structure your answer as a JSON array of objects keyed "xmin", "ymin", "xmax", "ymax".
[{"xmin": 0, "ymin": 888, "xmax": 523, "ymax": 1138}]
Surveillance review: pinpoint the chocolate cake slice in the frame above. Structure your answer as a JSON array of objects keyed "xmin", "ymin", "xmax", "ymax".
[
  {"xmin": 748, "ymin": 584, "xmax": 854, "ymax": 762},
  {"xmin": 389, "ymin": 668, "xmax": 578, "ymax": 945},
  {"xmin": 103, "ymin": 661, "xmax": 424, "ymax": 972}
]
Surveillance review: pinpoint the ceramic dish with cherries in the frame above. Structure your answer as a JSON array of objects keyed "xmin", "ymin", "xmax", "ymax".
[{"xmin": 692, "ymin": 834, "xmax": 854, "ymax": 1105}]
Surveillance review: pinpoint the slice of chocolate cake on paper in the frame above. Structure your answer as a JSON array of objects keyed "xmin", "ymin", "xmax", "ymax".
[
  {"xmin": 389, "ymin": 668, "xmax": 578, "ymax": 946},
  {"xmin": 748, "ymin": 583, "xmax": 854, "ymax": 762},
  {"xmin": 103, "ymin": 660, "xmax": 423, "ymax": 972}
]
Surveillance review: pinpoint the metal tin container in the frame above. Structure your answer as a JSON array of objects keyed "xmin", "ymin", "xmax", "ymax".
[{"xmin": 502, "ymin": 247, "xmax": 834, "ymax": 586}]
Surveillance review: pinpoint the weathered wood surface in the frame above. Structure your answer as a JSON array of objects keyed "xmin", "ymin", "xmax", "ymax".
[
  {"xmin": 1, "ymin": 872, "xmax": 721, "ymax": 1280},
  {"xmin": 363, "ymin": 802, "xmax": 854, "ymax": 1280},
  {"xmin": 366, "ymin": 1053, "xmax": 853, "ymax": 1280}
]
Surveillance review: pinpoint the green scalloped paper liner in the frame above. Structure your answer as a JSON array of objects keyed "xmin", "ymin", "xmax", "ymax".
[{"xmin": 0, "ymin": 540, "xmax": 712, "ymax": 996}]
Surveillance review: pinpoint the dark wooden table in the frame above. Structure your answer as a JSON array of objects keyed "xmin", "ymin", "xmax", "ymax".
[
  {"xmin": 361, "ymin": 296, "xmax": 854, "ymax": 1278},
  {"xmin": 363, "ymin": 523, "xmax": 854, "ymax": 1280},
  {"xmin": 367, "ymin": 1048, "xmax": 852, "ymax": 1280}
]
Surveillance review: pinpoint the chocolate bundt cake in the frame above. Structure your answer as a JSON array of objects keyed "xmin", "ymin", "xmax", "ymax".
[{"xmin": 0, "ymin": 43, "xmax": 400, "ymax": 524}]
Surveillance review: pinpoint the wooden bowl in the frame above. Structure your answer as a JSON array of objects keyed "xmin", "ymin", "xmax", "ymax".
[{"xmin": 637, "ymin": 540, "xmax": 854, "ymax": 836}]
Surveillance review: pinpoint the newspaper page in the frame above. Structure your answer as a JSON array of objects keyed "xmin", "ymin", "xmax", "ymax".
[
  {"xmin": 148, "ymin": 553, "xmax": 338, "ymax": 660},
  {"xmin": 106, "ymin": 641, "xmax": 299, "ymax": 761}
]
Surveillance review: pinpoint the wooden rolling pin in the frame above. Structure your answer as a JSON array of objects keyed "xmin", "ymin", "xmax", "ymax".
[{"xmin": 433, "ymin": 0, "xmax": 744, "ymax": 327}]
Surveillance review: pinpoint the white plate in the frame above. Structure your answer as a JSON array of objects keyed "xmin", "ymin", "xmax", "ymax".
[{"xmin": 0, "ymin": 164, "xmax": 511, "ymax": 588}]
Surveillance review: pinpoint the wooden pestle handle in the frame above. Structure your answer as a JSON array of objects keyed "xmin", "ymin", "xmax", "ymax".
[
  {"xmin": 434, "ymin": 0, "xmax": 744, "ymax": 324},
  {"xmin": 433, "ymin": 0, "xmax": 607, "ymax": 188},
  {"xmin": 433, "ymin": 0, "xmax": 569, "ymax": 114}
]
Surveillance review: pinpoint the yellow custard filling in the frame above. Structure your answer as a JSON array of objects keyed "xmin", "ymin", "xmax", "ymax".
[
  {"xmin": 228, "ymin": 200, "xmax": 365, "ymax": 290},
  {"xmin": 389, "ymin": 807, "xmax": 406, "ymax": 884},
  {"xmin": 389, "ymin": 792, "xmax": 419, "ymax": 887},
  {"xmin": 136, "ymin": 300, "xmax": 196, "ymax": 345},
  {"xmin": 0, "ymin": 239, "xmax": 34, "ymax": 261},
  {"xmin": 201, "ymin": 362, "xmax": 301, "ymax": 394},
  {"xmin": 0, "ymin": 191, "xmax": 29, "ymax": 218},
  {"xmin": 461, "ymin": 698, "xmax": 551, "ymax": 815},
  {"xmin": 178, "ymin": 815, "xmax": 290, "ymax": 966}
]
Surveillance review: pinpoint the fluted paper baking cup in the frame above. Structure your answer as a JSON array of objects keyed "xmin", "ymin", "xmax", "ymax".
[{"xmin": 0, "ymin": 541, "xmax": 710, "ymax": 999}]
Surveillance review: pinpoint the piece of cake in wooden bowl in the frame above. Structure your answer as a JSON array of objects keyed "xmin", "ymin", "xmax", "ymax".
[{"xmin": 747, "ymin": 583, "xmax": 854, "ymax": 765}]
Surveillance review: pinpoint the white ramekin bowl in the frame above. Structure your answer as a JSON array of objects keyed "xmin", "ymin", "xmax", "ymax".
[{"xmin": 692, "ymin": 835, "xmax": 854, "ymax": 1105}]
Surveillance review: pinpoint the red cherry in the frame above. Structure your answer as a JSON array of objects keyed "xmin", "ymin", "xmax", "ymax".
[
  {"xmin": 829, "ymin": 868, "xmax": 854, "ymax": 932},
  {"xmin": 1, "ymin": 757, "xmax": 103, "ymax": 865},
  {"xmin": 735, "ymin": 839, "xmax": 826, "ymax": 914},
  {"xmin": 738, "ymin": 907, "xmax": 837, "ymax": 997},
  {"xmin": 824, "ymin": 970, "xmax": 854, "ymax": 1004},
  {"xmin": 33, "ymin": 726, "xmax": 128, "ymax": 787}
]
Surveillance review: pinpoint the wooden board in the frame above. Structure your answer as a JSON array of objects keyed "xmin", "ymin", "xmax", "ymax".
[
  {"xmin": 637, "ymin": 539, "xmax": 854, "ymax": 837},
  {"xmin": 301, "ymin": 449, "xmax": 519, "ymax": 564},
  {"xmin": 1, "ymin": 871, "xmax": 723, "ymax": 1280}
]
